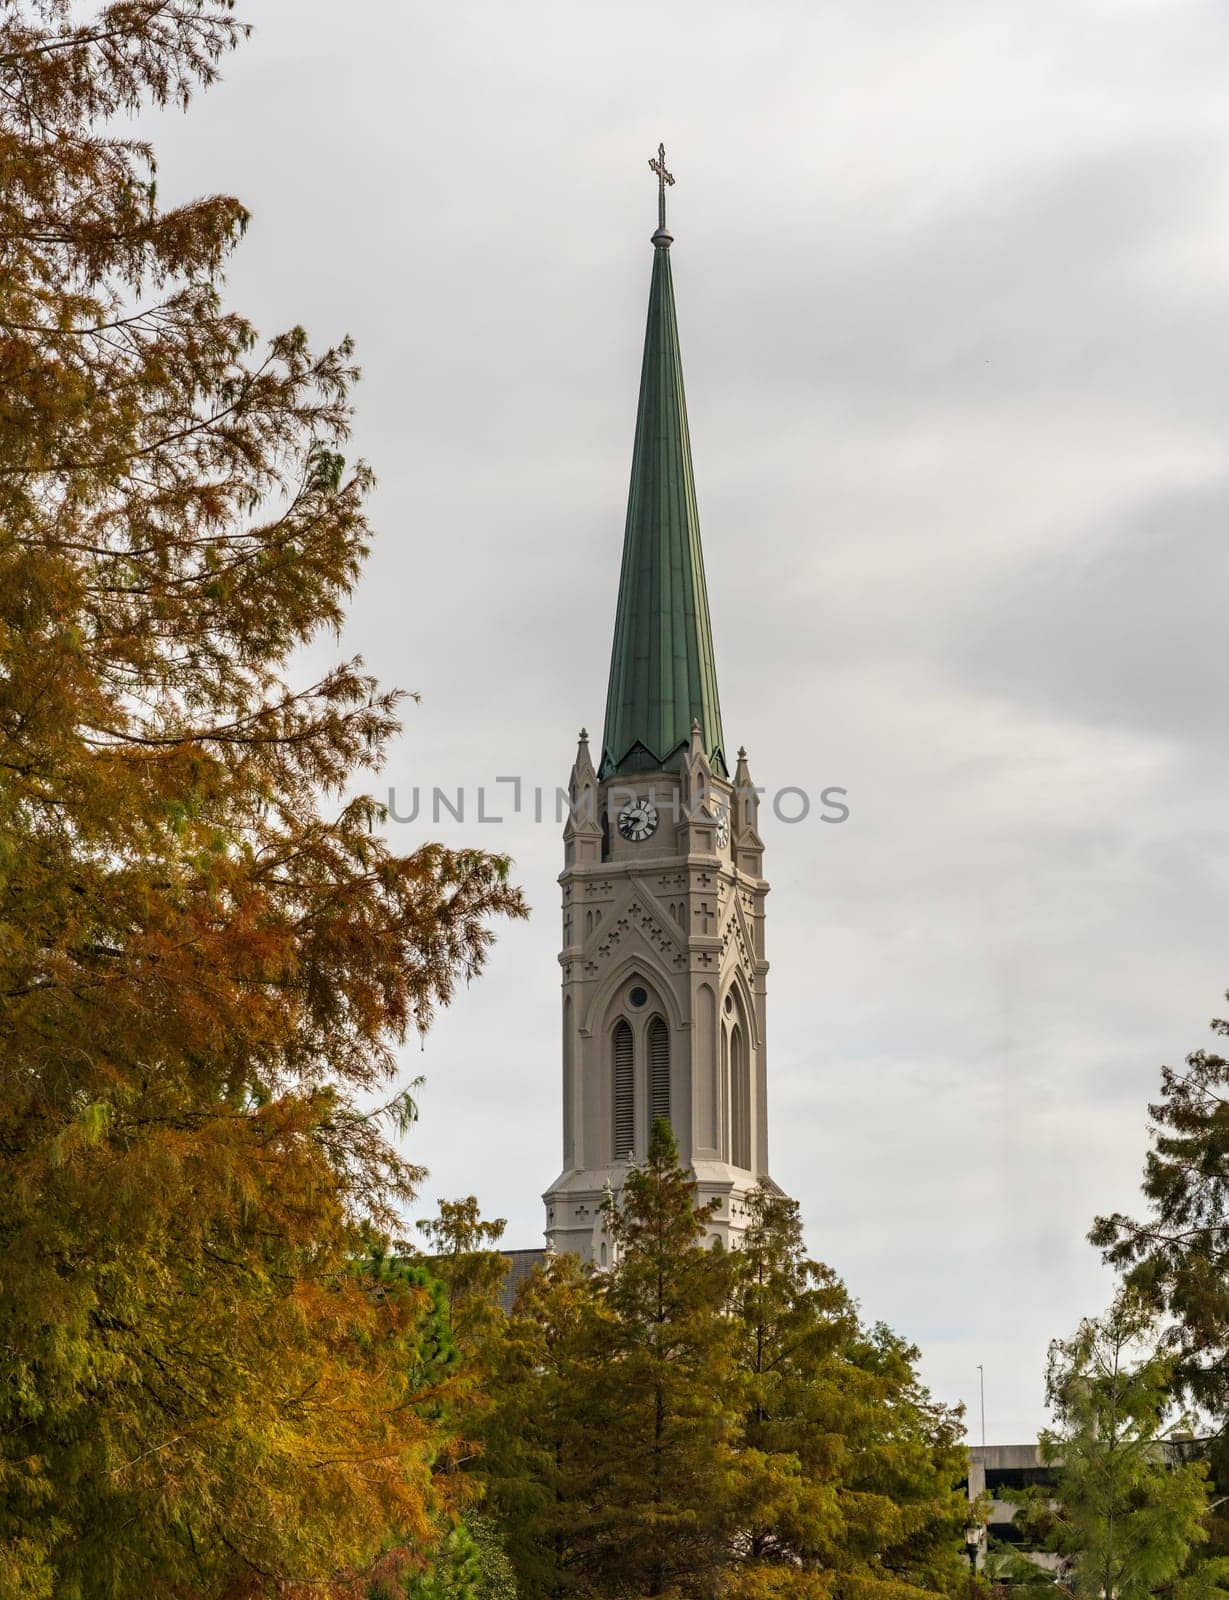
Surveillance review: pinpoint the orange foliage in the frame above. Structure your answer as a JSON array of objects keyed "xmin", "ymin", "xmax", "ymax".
[{"xmin": 0, "ymin": 4, "xmax": 525, "ymax": 1594}]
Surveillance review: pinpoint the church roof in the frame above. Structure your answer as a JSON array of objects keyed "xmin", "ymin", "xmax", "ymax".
[{"xmin": 599, "ymin": 227, "xmax": 727, "ymax": 781}]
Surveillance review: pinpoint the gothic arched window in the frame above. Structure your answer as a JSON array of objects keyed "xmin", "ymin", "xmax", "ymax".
[
  {"xmin": 562, "ymin": 995, "xmax": 574, "ymax": 1168},
  {"xmin": 612, "ymin": 1018, "xmax": 635, "ymax": 1161},
  {"xmin": 648, "ymin": 1015, "xmax": 670, "ymax": 1130},
  {"xmin": 720, "ymin": 1022, "xmax": 730, "ymax": 1161},
  {"xmin": 730, "ymin": 1020, "xmax": 751, "ymax": 1171}
]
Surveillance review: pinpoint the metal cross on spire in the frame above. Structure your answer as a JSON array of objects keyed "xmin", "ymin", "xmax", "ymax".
[{"xmin": 648, "ymin": 142, "xmax": 675, "ymax": 240}]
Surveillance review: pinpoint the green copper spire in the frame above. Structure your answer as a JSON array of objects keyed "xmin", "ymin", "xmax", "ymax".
[{"xmin": 599, "ymin": 154, "xmax": 727, "ymax": 782}]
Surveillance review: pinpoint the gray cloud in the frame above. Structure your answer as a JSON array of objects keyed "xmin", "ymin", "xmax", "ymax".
[
  {"xmin": 953, "ymin": 480, "xmax": 1229, "ymax": 742},
  {"xmin": 144, "ymin": 0, "xmax": 1229, "ymax": 1442}
]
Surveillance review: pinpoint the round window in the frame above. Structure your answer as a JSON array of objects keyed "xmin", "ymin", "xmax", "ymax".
[
  {"xmin": 629, "ymin": 985, "xmax": 648, "ymax": 1009},
  {"xmin": 724, "ymin": 993, "xmax": 735, "ymax": 1015}
]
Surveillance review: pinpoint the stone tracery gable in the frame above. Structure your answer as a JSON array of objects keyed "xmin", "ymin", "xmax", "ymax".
[
  {"xmin": 720, "ymin": 884, "xmax": 758, "ymax": 974},
  {"xmin": 580, "ymin": 880, "xmax": 687, "ymax": 975}
]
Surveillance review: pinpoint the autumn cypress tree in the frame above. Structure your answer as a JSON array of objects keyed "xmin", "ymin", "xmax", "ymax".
[
  {"xmin": 729, "ymin": 1187, "xmax": 969, "ymax": 1600},
  {"xmin": 0, "ymin": 4, "xmax": 524, "ymax": 1594}
]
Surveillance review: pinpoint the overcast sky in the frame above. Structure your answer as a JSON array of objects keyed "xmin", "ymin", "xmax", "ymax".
[{"xmin": 153, "ymin": 0, "xmax": 1229, "ymax": 1440}]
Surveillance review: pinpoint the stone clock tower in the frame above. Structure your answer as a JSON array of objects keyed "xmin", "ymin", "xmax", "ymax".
[{"xmin": 543, "ymin": 152, "xmax": 783, "ymax": 1260}]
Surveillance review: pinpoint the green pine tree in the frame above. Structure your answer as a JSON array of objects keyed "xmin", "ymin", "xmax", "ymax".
[
  {"xmin": 584, "ymin": 1118, "xmax": 743, "ymax": 1599},
  {"xmin": 417, "ymin": 1197, "xmax": 511, "ymax": 1359},
  {"xmin": 1092, "ymin": 1003, "xmax": 1229, "ymax": 1527},
  {"xmin": 484, "ymin": 1151, "xmax": 971, "ymax": 1600},
  {"xmin": 1020, "ymin": 1291, "xmax": 1228, "ymax": 1600},
  {"xmin": 481, "ymin": 1251, "xmax": 601, "ymax": 1600},
  {"xmin": 729, "ymin": 1186, "xmax": 969, "ymax": 1600},
  {"xmin": 484, "ymin": 1120, "xmax": 743, "ymax": 1600},
  {"xmin": 374, "ymin": 1513, "xmax": 518, "ymax": 1600}
]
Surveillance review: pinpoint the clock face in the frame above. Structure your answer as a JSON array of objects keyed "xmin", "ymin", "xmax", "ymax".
[
  {"xmin": 617, "ymin": 796, "xmax": 659, "ymax": 843},
  {"xmin": 715, "ymin": 807, "xmax": 730, "ymax": 848}
]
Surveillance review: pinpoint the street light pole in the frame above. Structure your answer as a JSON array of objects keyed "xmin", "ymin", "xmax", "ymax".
[{"xmin": 967, "ymin": 1367, "xmax": 987, "ymax": 1588}]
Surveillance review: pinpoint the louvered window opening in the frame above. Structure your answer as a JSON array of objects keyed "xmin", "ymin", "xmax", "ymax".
[
  {"xmin": 730, "ymin": 1023, "xmax": 751, "ymax": 1170},
  {"xmin": 648, "ymin": 1016, "xmax": 670, "ymax": 1129},
  {"xmin": 613, "ymin": 1019, "xmax": 635, "ymax": 1161}
]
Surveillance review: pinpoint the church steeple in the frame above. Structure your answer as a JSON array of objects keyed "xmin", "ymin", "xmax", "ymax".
[
  {"xmin": 546, "ymin": 158, "xmax": 780, "ymax": 1262},
  {"xmin": 599, "ymin": 157, "xmax": 727, "ymax": 782}
]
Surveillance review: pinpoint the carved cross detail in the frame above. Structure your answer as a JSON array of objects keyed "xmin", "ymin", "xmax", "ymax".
[{"xmin": 648, "ymin": 141, "xmax": 675, "ymax": 233}]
